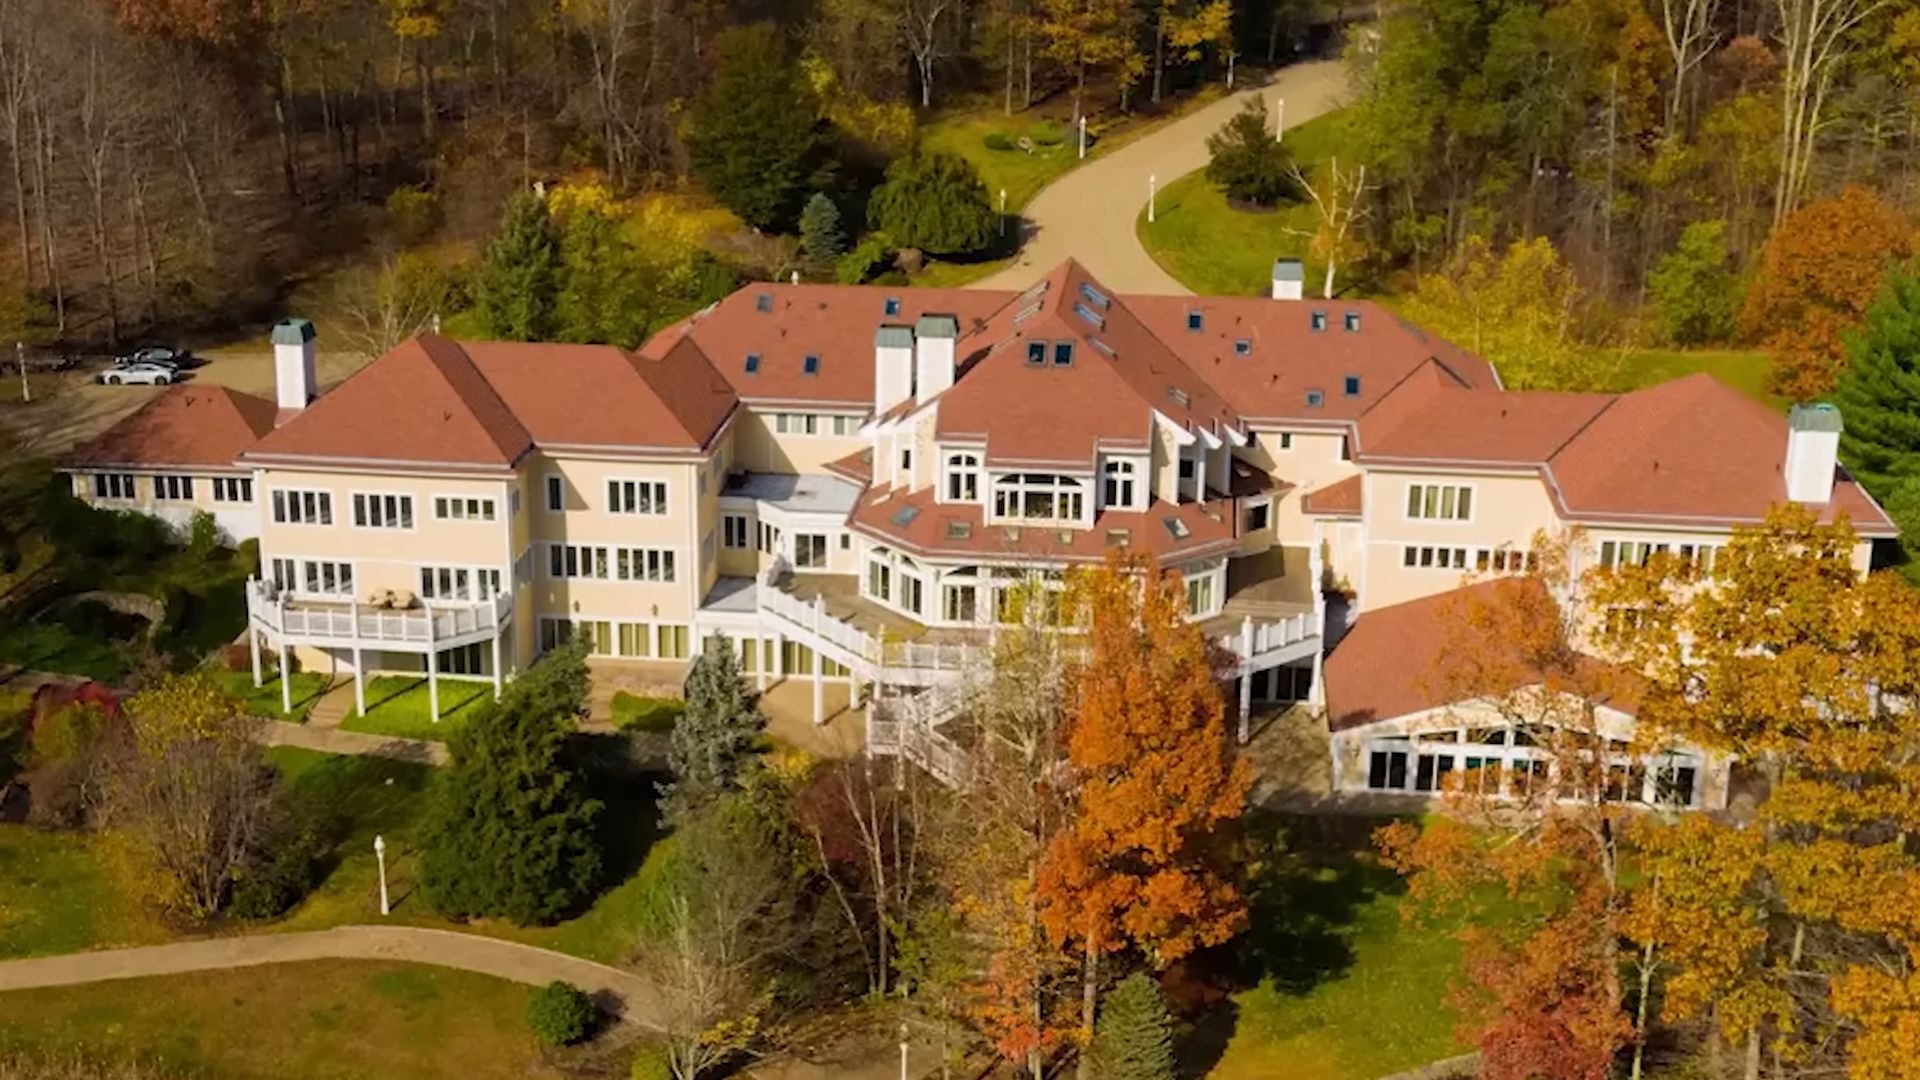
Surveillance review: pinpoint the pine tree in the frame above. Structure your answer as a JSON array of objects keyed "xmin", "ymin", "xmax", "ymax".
[
  {"xmin": 419, "ymin": 638, "xmax": 603, "ymax": 924},
  {"xmin": 686, "ymin": 25, "xmax": 826, "ymax": 232},
  {"xmin": 867, "ymin": 152, "xmax": 996, "ymax": 257},
  {"xmin": 799, "ymin": 193, "xmax": 846, "ymax": 261},
  {"xmin": 1204, "ymin": 99, "xmax": 1297, "ymax": 207},
  {"xmin": 1834, "ymin": 262, "xmax": 1920, "ymax": 499},
  {"xmin": 1089, "ymin": 973, "xmax": 1175, "ymax": 1080},
  {"xmin": 474, "ymin": 192, "xmax": 559, "ymax": 341},
  {"xmin": 660, "ymin": 635, "xmax": 766, "ymax": 825}
]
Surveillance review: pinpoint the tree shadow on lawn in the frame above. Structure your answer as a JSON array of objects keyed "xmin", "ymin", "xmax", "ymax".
[{"xmin": 1177, "ymin": 810, "xmax": 1413, "ymax": 1075}]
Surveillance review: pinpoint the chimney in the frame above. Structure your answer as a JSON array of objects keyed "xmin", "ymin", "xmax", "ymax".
[
  {"xmin": 1271, "ymin": 258, "xmax": 1305, "ymax": 301},
  {"xmin": 914, "ymin": 314, "xmax": 959, "ymax": 404},
  {"xmin": 874, "ymin": 324, "xmax": 915, "ymax": 414},
  {"xmin": 1784, "ymin": 403, "xmax": 1843, "ymax": 504},
  {"xmin": 272, "ymin": 318, "xmax": 317, "ymax": 413}
]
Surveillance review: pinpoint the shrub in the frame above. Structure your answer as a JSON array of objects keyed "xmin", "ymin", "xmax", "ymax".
[
  {"xmin": 229, "ymin": 822, "xmax": 325, "ymax": 921},
  {"xmin": 185, "ymin": 511, "xmax": 220, "ymax": 561},
  {"xmin": 983, "ymin": 131, "xmax": 1014, "ymax": 151},
  {"xmin": 799, "ymin": 193, "xmax": 846, "ymax": 262},
  {"xmin": 836, "ymin": 233, "xmax": 896, "ymax": 284},
  {"xmin": 526, "ymin": 980, "xmax": 599, "ymax": 1046},
  {"xmin": 219, "ymin": 643, "xmax": 253, "ymax": 673},
  {"xmin": 628, "ymin": 1043, "xmax": 672, "ymax": 1080},
  {"xmin": 1648, "ymin": 220, "xmax": 1740, "ymax": 345},
  {"xmin": 867, "ymin": 152, "xmax": 996, "ymax": 257},
  {"xmin": 386, "ymin": 185, "xmax": 443, "ymax": 245},
  {"xmin": 1205, "ymin": 99, "xmax": 1297, "ymax": 207}
]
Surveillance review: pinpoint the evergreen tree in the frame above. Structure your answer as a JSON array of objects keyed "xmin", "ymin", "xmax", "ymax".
[
  {"xmin": 474, "ymin": 192, "xmax": 559, "ymax": 341},
  {"xmin": 867, "ymin": 152, "xmax": 996, "ymax": 257},
  {"xmin": 686, "ymin": 25, "xmax": 827, "ymax": 232},
  {"xmin": 1089, "ymin": 973, "xmax": 1175, "ymax": 1080},
  {"xmin": 799, "ymin": 193, "xmax": 846, "ymax": 261},
  {"xmin": 420, "ymin": 638, "xmax": 603, "ymax": 924},
  {"xmin": 554, "ymin": 208, "xmax": 656, "ymax": 347},
  {"xmin": 1204, "ymin": 99, "xmax": 1297, "ymax": 207},
  {"xmin": 1647, "ymin": 220, "xmax": 1740, "ymax": 345},
  {"xmin": 1835, "ymin": 263, "xmax": 1920, "ymax": 501},
  {"xmin": 660, "ymin": 635, "xmax": 766, "ymax": 825}
]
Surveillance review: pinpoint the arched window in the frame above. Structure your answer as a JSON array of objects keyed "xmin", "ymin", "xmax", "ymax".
[
  {"xmin": 944, "ymin": 453, "xmax": 980, "ymax": 502},
  {"xmin": 991, "ymin": 473, "xmax": 1086, "ymax": 523},
  {"xmin": 1102, "ymin": 459, "xmax": 1137, "ymax": 510}
]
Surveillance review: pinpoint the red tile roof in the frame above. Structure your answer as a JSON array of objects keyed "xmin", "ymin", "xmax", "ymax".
[
  {"xmin": 1301, "ymin": 475, "xmax": 1362, "ymax": 517},
  {"xmin": 847, "ymin": 481, "xmax": 1240, "ymax": 564},
  {"xmin": 1324, "ymin": 579, "xmax": 1641, "ymax": 732},
  {"xmin": 66, "ymin": 384, "xmax": 276, "ymax": 471},
  {"xmin": 460, "ymin": 336, "xmax": 735, "ymax": 453}
]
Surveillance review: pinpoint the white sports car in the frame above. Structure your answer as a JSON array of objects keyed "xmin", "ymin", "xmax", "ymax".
[{"xmin": 98, "ymin": 362, "xmax": 175, "ymax": 386}]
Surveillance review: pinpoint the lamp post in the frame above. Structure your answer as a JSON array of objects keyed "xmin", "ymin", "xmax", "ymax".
[
  {"xmin": 1148, "ymin": 173, "xmax": 1158, "ymax": 224},
  {"xmin": 1275, "ymin": 97, "xmax": 1285, "ymax": 142},
  {"xmin": 897, "ymin": 1021, "xmax": 909, "ymax": 1080},
  {"xmin": 999, "ymin": 188, "xmax": 1007, "ymax": 237},
  {"xmin": 1078, "ymin": 115, "xmax": 1087, "ymax": 160},
  {"xmin": 15, "ymin": 342, "xmax": 26, "ymax": 404},
  {"xmin": 374, "ymin": 834, "xmax": 390, "ymax": 916}
]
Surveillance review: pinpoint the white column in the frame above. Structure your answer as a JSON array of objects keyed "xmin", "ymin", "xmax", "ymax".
[
  {"xmin": 353, "ymin": 645, "xmax": 365, "ymax": 715},
  {"xmin": 756, "ymin": 636, "xmax": 768, "ymax": 690},
  {"xmin": 813, "ymin": 652, "xmax": 825, "ymax": 725},
  {"xmin": 427, "ymin": 643, "xmax": 440, "ymax": 722},
  {"xmin": 491, "ymin": 634, "xmax": 502, "ymax": 699},
  {"xmin": 281, "ymin": 649, "xmax": 293, "ymax": 714},
  {"xmin": 1309, "ymin": 647, "xmax": 1326, "ymax": 710},
  {"xmin": 1238, "ymin": 617, "xmax": 1255, "ymax": 744},
  {"xmin": 249, "ymin": 628, "xmax": 262, "ymax": 689}
]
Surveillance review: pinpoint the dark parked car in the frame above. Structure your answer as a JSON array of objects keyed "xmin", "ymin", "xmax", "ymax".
[{"xmin": 114, "ymin": 346, "xmax": 190, "ymax": 371}]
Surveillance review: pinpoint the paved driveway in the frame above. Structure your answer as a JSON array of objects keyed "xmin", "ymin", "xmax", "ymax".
[{"xmin": 972, "ymin": 59, "xmax": 1348, "ymax": 296}]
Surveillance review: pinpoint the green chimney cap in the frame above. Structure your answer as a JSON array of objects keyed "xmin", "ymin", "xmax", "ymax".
[
  {"xmin": 875, "ymin": 325, "xmax": 915, "ymax": 349},
  {"xmin": 1789, "ymin": 402, "xmax": 1843, "ymax": 434},
  {"xmin": 271, "ymin": 318, "xmax": 316, "ymax": 346},
  {"xmin": 915, "ymin": 314, "xmax": 958, "ymax": 339}
]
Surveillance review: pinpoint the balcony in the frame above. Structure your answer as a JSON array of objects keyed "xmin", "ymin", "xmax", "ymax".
[{"xmin": 246, "ymin": 579, "xmax": 511, "ymax": 651}]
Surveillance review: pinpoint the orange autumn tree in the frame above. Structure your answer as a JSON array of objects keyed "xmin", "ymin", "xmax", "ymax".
[
  {"xmin": 1037, "ymin": 550, "xmax": 1251, "ymax": 1073},
  {"xmin": 1376, "ymin": 535, "xmax": 1636, "ymax": 1080},
  {"xmin": 1739, "ymin": 185, "xmax": 1913, "ymax": 400},
  {"xmin": 1592, "ymin": 504, "xmax": 1920, "ymax": 1079}
]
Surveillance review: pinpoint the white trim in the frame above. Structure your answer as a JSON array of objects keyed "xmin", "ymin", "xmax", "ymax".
[
  {"xmin": 349, "ymin": 490, "xmax": 419, "ymax": 531},
  {"xmin": 1402, "ymin": 481, "xmax": 1476, "ymax": 524},
  {"xmin": 605, "ymin": 476, "xmax": 670, "ymax": 516},
  {"xmin": 269, "ymin": 487, "xmax": 336, "ymax": 527},
  {"xmin": 430, "ymin": 492, "xmax": 500, "ymax": 522}
]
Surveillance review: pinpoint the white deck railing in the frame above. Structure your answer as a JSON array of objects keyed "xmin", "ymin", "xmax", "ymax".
[
  {"xmin": 868, "ymin": 680, "xmax": 972, "ymax": 787},
  {"xmin": 247, "ymin": 579, "xmax": 509, "ymax": 648}
]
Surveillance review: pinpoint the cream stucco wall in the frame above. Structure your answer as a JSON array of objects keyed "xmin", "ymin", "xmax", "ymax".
[
  {"xmin": 71, "ymin": 468, "xmax": 261, "ymax": 543},
  {"xmin": 255, "ymin": 467, "xmax": 516, "ymax": 595},
  {"xmin": 732, "ymin": 408, "xmax": 867, "ymax": 474},
  {"xmin": 527, "ymin": 452, "xmax": 709, "ymax": 625},
  {"xmin": 1242, "ymin": 428, "xmax": 1356, "ymax": 550},
  {"xmin": 1357, "ymin": 468, "xmax": 1559, "ymax": 612}
]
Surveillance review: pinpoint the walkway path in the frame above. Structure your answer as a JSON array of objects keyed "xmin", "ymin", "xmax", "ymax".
[
  {"xmin": 258, "ymin": 718, "xmax": 447, "ymax": 765},
  {"xmin": 0, "ymin": 925, "xmax": 662, "ymax": 1026},
  {"xmin": 972, "ymin": 59, "xmax": 1347, "ymax": 295}
]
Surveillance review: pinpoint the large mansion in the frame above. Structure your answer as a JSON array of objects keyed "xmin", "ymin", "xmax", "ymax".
[{"xmin": 63, "ymin": 258, "xmax": 1895, "ymax": 808}]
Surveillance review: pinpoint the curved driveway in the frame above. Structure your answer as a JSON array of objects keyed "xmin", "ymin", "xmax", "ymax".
[{"xmin": 973, "ymin": 60, "xmax": 1347, "ymax": 295}]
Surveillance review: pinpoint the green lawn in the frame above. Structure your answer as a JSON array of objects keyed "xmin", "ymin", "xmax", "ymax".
[
  {"xmin": 0, "ymin": 826, "xmax": 166, "ymax": 959},
  {"xmin": 1137, "ymin": 110, "xmax": 1350, "ymax": 297},
  {"xmin": 0, "ymin": 961, "xmax": 564, "ymax": 1079},
  {"xmin": 210, "ymin": 668, "xmax": 330, "ymax": 722},
  {"xmin": 339, "ymin": 676, "xmax": 494, "ymax": 740},
  {"xmin": 920, "ymin": 114, "xmax": 1080, "ymax": 215},
  {"xmin": 0, "ymin": 618, "xmax": 132, "ymax": 683},
  {"xmin": 1613, "ymin": 347, "xmax": 1779, "ymax": 409},
  {"xmin": 611, "ymin": 691, "xmax": 682, "ymax": 733},
  {"xmin": 1197, "ymin": 814, "xmax": 1471, "ymax": 1080}
]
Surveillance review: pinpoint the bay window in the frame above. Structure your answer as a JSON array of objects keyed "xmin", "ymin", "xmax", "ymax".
[{"xmin": 991, "ymin": 473, "xmax": 1086, "ymax": 525}]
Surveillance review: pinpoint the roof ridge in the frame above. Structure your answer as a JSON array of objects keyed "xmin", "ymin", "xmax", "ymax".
[
  {"xmin": 1543, "ymin": 392, "xmax": 1624, "ymax": 464},
  {"xmin": 415, "ymin": 334, "xmax": 533, "ymax": 458}
]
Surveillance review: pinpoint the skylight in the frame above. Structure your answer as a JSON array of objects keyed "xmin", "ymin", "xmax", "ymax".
[
  {"xmin": 744, "ymin": 353, "xmax": 761, "ymax": 374},
  {"xmin": 946, "ymin": 519, "xmax": 972, "ymax": 540},
  {"xmin": 1305, "ymin": 389, "xmax": 1325, "ymax": 408},
  {"xmin": 1310, "ymin": 310, "xmax": 1327, "ymax": 332},
  {"xmin": 1186, "ymin": 310, "xmax": 1203, "ymax": 331},
  {"xmin": 755, "ymin": 292, "xmax": 773, "ymax": 313},
  {"xmin": 1344, "ymin": 311, "xmax": 1361, "ymax": 332},
  {"xmin": 803, "ymin": 354, "xmax": 820, "ymax": 375},
  {"xmin": 1078, "ymin": 282, "xmax": 1111, "ymax": 309},
  {"xmin": 1167, "ymin": 386, "xmax": 1190, "ymax": 407},
  {"xmin": 1088, "ymin": 337, "xmax": 1116, "ymax": 358},
  {"xmin": 1026, "ymin": 341, "xmax": 1047, "ymax": 366},
  {"xmin": 1233, "ymin": 339, "xmax": 1252, "ymax": 357},
  {"xmin": 884, "ymin": 296, "xmax": 902, "ymax": 316},
  {"xmin": 1163, "ymin": 517, "xmax": 1190, "ymax": 540},
  {"xmin": 1344, "ymin": 374, "xmax": 1361, "ymax": 397},
  {"xmin": 1012, "ymin": 300, "xmax": 1044, "ymax": 325},
  {"xmin": 1073, "ymin": 302, "xmax": 1105, "ymax": 329},
  {"xmin": 1106, "ymin": 528, "xmax": 1131, "ymax": 547},
  {"xmin": 1053, "ymin": 341, "xmax": 1074, "ymax": 366},
  {"xmin": 891, "ymin": 505, "xmax": 921, "ymax": 527}
]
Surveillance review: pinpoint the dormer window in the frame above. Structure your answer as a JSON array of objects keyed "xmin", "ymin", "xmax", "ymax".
[
  {"xmin": 884, "ymin": 296, "xmax": 901, "ymax": 316},
  {"xmin": 1167, "ymin": 386, "xmax": 1189, "ymax": 407},
  {"xmin": 1103, "ymin": 459, "xmax": 1137, "ymax": 509},
  {"xmin": 1078, "ymin": 282, "xmax": 1110, "ymax": 309},
  {"xmin": 1053, "ymin": 342, "xmax": 1074, "ymax": 366},
  {"xmin": 1344, "ymin": 311, "xmax": 1361, "ymax": 332},
  {"xmin": 1026, "ymin": 341, "xmax": 1046, "ymax": 366},
  {"xmin": 1310, "ymin": 310, "xmax": 1327, "ymax": 332},
  {"xmin": 1306, "ymin": 389, "xmax": 1324, "ymax": 408},
  {"xmin": 744, "ymin": 353, "xmax": 761, "ymax": 374},
  {"xmin": 1186, "ymin": 310, "xmax": 1203, "ymax": 331},
  {"xmin": 803, "ymin": 354, "xmax": 820, "ymax": 375},
  {"xmin": 1344, "ymin": 374, "xmax": 1361, "ymax": 396},
  {"xmin": 755, "ymin": 292, "xmax": 773, "ymax": 313},
  {"xmin": 1233, "ymin": 339, "xmax": 1252, "ymax": 357}
]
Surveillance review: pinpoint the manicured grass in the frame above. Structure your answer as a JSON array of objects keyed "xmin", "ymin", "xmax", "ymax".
[
  {"xmin": 1138, "ymin": 110, "xmax": 1350, "ymax": 297},
  {"xmin": 908, "ymin": 254, "xmax": 1017, "ymax": 288},
  {"xmin": 1614, "ymin": 347, "xmax": 1780, "ymax": 409},
  {"xmin": 1196, "ymin": 814, "xmax": 1471, "ymax": 1080},
  {"xmin": 0, "ymin": 620, "xmax": 132, "ymax": 683},
  {"xmin": 611, "ymin": 691, "xmax": 682, "ymax": 733},
  {"xmin": 339, "ymin": 676, "xmax": 494, "ymax": 740},
  {"xmin": 0, "ymin": 961, "xmax": 564, "ymax": 1079},
  {"xmin": 210, "ymin": 668, "xmax": 330, "ymax": 722},
  {"xmin": 0, "ymin": 826, "xmax": 165, "ymax": 959},
  {"xmin": 920, "ymin": 114, "xmax": 1081, "ymax": 214}
]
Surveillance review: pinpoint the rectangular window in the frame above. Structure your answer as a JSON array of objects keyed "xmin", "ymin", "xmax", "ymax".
[
  {"xmin": 615, "ymin": 547, "xmax": 677, "ymax": 582},
  {"xmin": 433, "ymin": 496, "xmax": 497, "ymax": 521},
  {"xmin": 1405, "ymin": 483, "xmax": 1473, "ymax": 521},
  {"xmin": 547, "ymin": 543, "xmax": 611, "ymax": 580},
  {"xmin": 299, "ymin": 560, "xmax": 354, "ymax": 596},
  {"xmin": 211, "ymin": 477, "xmax": 253, "ymax": 503},
  {"xmin": 1402, "ymin": 545, "xmax": 1471, "ymax": 570},
  {"xmin": 269, "ymin": 558, "xmax": 296, "ymax": 591},
  {"xmin": 943, "ymin": 584, "xmax": 977, "ymax": 622},
  {"xmin": 1598, "ymin": 540, "xmax": 1673, "ymax": 570},
  {"xmin": 656, "ymin": 624, "xmax": 689, "ymax": 660},
  {"xmin": 1185, "ymin": 573, "xmax": 1215, "ymax": 616},
  {"xmin": 606, "ymin": 479, "xmax": 667, "ymax": 515},
  {"xmin": 723, "ymin": 514, "xmax": 749, "ymax": 548},
  {"xmin": 153, "ymin": 475, "xmax": 194, "ymax": 501},
  {"xmin": 271, "ymin": 489, "xmax": 334, "ymax": 525},
  {"xmin": 545, "ymin": 475, "xmax": 564, "ymax": 512},
  {"xmin": 92, "ymin": 473, "xmax": 137, "ymax": 500},
  {"xmin": 794, "ymin": 534, "xmax": 828, "ymax": 569},
  {"xmin": 419, "ymin": 566, "xmax": 503, "ymax": 601},
  {"xmin": 832, "ymin": 415, "xmax": 863, "ymax": 436},
  {"xmin": 1246, "ymin": 503, "xmax": 1270, "ymax": 531},
  {"xmin": 352, "ymin": 493, "xmax": 415, "ymax": 529},
  {"xmin": 618, "ymin": 623, "xmax": 652, "ymax": 657},
  {"xmin": 775, "ymin": 413, "xmax": 821, "ymax": 435},
  {"xmin": 510, "ymin": 488, "xmax": 522, "ymax": 516},
  {"xmin": 901, "ymin": 574, "xmax": 924, "ymax": 615},
  {"xmin": 1367, "ymin": 749, "xmax": 1409, "ymax": 791}
]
